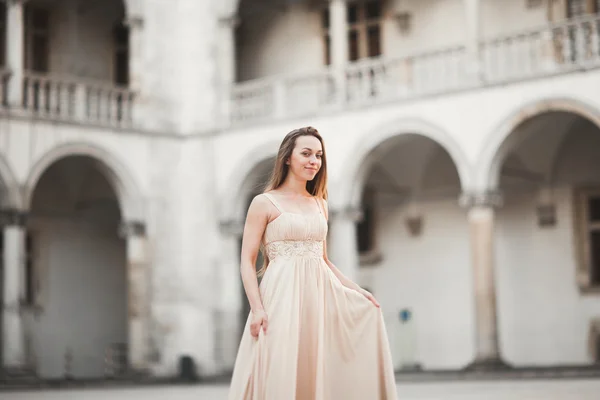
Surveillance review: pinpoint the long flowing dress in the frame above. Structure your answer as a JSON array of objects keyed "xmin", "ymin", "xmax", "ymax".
[{"xmin": 228, "ymin": 193, "xmax": 398, "ymax": 400}]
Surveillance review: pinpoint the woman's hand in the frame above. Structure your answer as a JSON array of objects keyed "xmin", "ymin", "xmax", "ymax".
[
  {"xmin": 250, "ymin": 309, "xmax": 269, "ymax": 338},
  {"xmin": 359, "ymin": 288, "xmax": 380, "ymax": 308}
]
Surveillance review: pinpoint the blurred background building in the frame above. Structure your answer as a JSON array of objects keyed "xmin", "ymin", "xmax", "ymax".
[{"xmin": 0, "ymin": 0, "xmax": 599, "ymax": 383}]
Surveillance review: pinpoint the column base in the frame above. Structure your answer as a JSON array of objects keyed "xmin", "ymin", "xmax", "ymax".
[{"xmin": 464, "ymin": 357, "xmax": 512, "ymax": 371}]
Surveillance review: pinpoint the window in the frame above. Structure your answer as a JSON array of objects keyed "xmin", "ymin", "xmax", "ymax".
[
  {"xmin": 113, "ymin": 22, "xmax": 129, "ymax": 86},
  {"xmin": 575, "ymin": 188, "xmax": 600, "ymax": 291},
  {"xmin": 24, "ymin": 5, "xmax": 50, "ymax": 73},
  {"xmin": 322, "ymin": 0, "xmax": 384, "ymax": 65},
  {"xmin": 24, "ymin": 232, "xmax": 38, "ymax": 306}
]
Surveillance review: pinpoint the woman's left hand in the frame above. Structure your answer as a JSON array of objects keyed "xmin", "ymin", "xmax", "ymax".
[{"xmin": 359, "ymin": 288, "xmax": 380, "ymax": 308}]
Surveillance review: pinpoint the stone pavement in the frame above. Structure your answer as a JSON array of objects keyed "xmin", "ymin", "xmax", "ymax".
[{"xmin": 2, "ymin": 379, "xmax": 600, "ymax": 399}]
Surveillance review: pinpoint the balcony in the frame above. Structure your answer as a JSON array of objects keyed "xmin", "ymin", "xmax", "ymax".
[
  {"xmin": 19, "ymin": 72, "xmax": 134, "ymax": 128},
  {"xmin": 0, "ymin": 0, "xmax": 137, "ymax": 129},
  {"xmin": 230, "ymin": 14, "xmax": 600, "ymax": 126}
]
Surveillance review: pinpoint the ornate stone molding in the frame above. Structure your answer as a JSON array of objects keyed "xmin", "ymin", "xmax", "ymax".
[
  {"xmin": 219, "ymin": 219, "xmax": 244, "ymax": 236},
  {"xmin": 458, "ymin": 191, "xmax": 504, "ymax": 209},
  {"xmin": 119, "ymin": 220, "xmax": 146, "ymax": 238},
  {"xmin": 0, "ymin": 209, "xmax": 28, "ymax": 227}
]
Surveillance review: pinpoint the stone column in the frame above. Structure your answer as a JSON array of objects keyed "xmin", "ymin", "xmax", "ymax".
[
  {"xmin": 329, "ymin": 0, "xmax": 348, "ymax": 104},
  {"xmin": 216, "ymin": 218, "xmax": 244, "ymax": 371},
  {"xmin": 463, "ymin": 0, "xmax": 483, "ymax": 83},
  {"xmin": 1, "ymin": 209, "xmax": 27, "ymax": 370},
  {"xmin": 328, "ymin": 207, "xmax": 362, "ymax": 282},
  {"xmin": 459, "ymin": 191, "xmax": 507, "ymax": 369},
  {"xmin": 217, "ymin": 14, "xmax": 238, "ymax": 126},
  {"xmin": 6, "ymin": 0, "xmax": 26, "ymax": 108},
  {"xmin": 124, "ymin": 16, "xmax": 145, "ymax": 127},
  {"xmin": 119, "ymin": 220, "xmax": 150, "ymax": 373}
]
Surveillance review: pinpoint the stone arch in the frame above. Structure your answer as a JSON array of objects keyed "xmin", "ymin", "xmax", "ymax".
[
  {"xmin": 220, "ymin": 139, "xmax": 281, "ymax": 223},
  {"xmin": 476, "ymin": 97, "xmax": 600, "ymax": 190},
  {"xmin": 337, "ymin": 117, "xmax": 472, "ymax": 210},
  {"xmin": 24, "ymin": 142, "xmax": 145, "ymax": 222}
]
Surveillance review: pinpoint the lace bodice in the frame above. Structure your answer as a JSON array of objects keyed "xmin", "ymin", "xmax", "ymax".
[
  {"xmin": 261, "ymin": 193, "xmax": 328, "ymax": 262},
  {"xmin": 265, "ymin": 240, "xmax": 324, "ymax": 260}
]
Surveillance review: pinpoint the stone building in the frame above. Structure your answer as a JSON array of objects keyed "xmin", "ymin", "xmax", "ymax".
[{"xmin": 0, "ymin": 0, "xmax": 600, "ymax": 380}]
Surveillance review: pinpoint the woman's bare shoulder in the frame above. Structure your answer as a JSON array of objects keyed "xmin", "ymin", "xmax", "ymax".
[{"xmin": 249, "ymin": 193, "xmax": 271, "ymax": 210}]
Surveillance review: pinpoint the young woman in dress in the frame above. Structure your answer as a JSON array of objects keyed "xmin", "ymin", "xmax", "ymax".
[{"xmin": 228, "ymin": 127, "xmax": 397, "ymax": 400}]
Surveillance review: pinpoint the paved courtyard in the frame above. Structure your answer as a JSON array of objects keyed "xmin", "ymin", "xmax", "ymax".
[{"xmin": 2, "ymin": 379, "xmax": 600, "ymax": 399}]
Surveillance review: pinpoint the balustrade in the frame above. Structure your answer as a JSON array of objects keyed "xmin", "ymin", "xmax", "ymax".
[
  {"xmin": 481, "ymin": 14, "xmax": 600, "ymax": 83},
  {"xmin": 19, "ymin": 73, "xmax": 134, "ymax": 128},
  {"xmin": 345, "ymin": 46, "xmax": 467, "ymax": 106},
  {"xmin": 231, "ymin": 69, "xmax": 337, "ymax": 124},
  {"xmin": 231, "ymin": 14, "xmax": 600, "ymax": 126}
]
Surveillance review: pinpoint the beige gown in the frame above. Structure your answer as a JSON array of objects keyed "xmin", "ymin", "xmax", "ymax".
[{"xmin": 228, "ymin": 193, "xmax": 398, "ymax": 400}]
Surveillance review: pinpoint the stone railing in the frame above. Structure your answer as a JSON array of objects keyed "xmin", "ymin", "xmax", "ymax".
[
  {"xmin": 231, "ymin": 47, "xmax": 466, "ymax": 125},
  {"xmin": 345, "ymin": 45, "xmax": 467, "ymax": 106},
  {"xmin": 231, "ymin": 68, "xmax": 336, "ymax": 124},
  {"xmin": 231, "ymin": 14, "xmax": 600, "ymax": 126},
  {"xmin": 22, "ymin": 73, "xmax": 135, "ymax": 127},
  {"xmin": 481, "ymin": 13, "xmax": 600, "ymax": 83}
]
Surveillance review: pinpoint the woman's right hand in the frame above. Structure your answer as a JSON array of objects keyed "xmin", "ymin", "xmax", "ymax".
[{"xmin": 250, "ymin": 309, "xmax": 269, "ymax": 338}]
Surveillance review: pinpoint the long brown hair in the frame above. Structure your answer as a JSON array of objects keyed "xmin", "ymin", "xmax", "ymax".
[{"xmin": 257, "ymin": 126, "xmax": 328, "ymax": 276}]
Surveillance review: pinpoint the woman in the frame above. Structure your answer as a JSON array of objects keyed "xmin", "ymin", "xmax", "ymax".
[{"xmin": 228, "ymin": 127, "xmax": 397, "ymax": 400}]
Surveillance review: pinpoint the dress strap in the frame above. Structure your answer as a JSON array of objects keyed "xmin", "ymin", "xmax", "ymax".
[
  {"xmin": 313, "ymin": 196, "xmax": 323, "ymax": 214},
  {"xmin": 262, "ymin": 192, "xmax": 285, "ymax": 213}
]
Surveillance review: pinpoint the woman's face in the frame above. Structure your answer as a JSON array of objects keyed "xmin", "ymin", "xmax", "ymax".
[{"xmin": 287, "ymin": 135, "xmax": 323, "ymax": 181}]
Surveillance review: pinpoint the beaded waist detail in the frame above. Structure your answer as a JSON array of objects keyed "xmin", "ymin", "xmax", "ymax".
[{"xmin": 265, "ymin": 240, "xmax": 323, "ymax": 260}]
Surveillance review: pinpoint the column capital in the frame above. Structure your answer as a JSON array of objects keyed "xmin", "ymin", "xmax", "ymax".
[
  {"xmin": 0, "ymin": 209, "xmax": 28, "ymax": 227},
  {"xmin": 219, "ymin": 219, "xmax": 244, "ymax": 236},
  {"xmin": 124, "ymin": 16, "xmax": 144, "ymax": 30},
  {"xmin": 330, "ymin": 206, "xmax": 363, "ymax": 223},
  {"xmin": 119, "ymin": 220, "xmax": 146, "ymax": 238},
  {"xmin": 459, "ymin": 191, "xmax": 503, "ymax": 209}
]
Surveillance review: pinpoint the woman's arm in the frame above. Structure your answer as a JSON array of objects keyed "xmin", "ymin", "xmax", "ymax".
[{"xmin": 239, "ymin": 195, "xmax": 272, "ymax": 335}]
